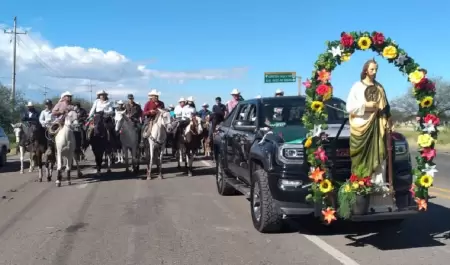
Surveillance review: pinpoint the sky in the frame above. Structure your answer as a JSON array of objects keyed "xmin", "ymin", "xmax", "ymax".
[{"xmin": 0, "ymin": 0, "xmax": 449, "ymax": 108}]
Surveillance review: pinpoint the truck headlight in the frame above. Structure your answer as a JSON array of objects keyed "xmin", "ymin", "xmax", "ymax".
[
  {"xmin": 395, "ymin": 142, "xmax": 408, "ymax": 155},
  {"xmin": 277, "ymin": 144, "xmax": 304, "ymax": 164}
]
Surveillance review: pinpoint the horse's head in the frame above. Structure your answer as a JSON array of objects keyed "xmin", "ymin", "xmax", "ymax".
[
  {"xmin": 185, "ymin": 116, "xmax": 203, "ymax": 138},
  {"xmin": 155, "ymin": 109, "xmax": 173, "ymax": 131},
  {"xmin": 114, "ymin": 110, "xmax": 127, "ymax": 132},
  {"xmin": 65, "ymin": 110, "xmax": 80, "ymax": 130},
  {"xmin": 11, "ymin": 123, "xmax": 23, "ymax": 143}
]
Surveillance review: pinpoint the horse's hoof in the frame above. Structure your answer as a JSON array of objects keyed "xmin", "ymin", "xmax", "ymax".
[
  {"xmin": 20, "ymin": 171, "xmax": 24, "ymax": 174},
  {"xmin": 159, "ymin": 175, "xmax": 163, "ymax": 179},
  {"xmin": 188, "ymin": 173, "xmax": 192, "ymax": 177},
  {"xmin": 146, "ymin": 176, "xmax": 151, "ymax": 180},
  {"xmin": 47, "ymin": 177, "xmax": 51, "ymax": 182},
  {"xmin": 67, "ymin": 181, "xmax": 72, "ymax": 185},
  {"xmin": 56, "ymin": 181, "xmax": 61, "ymax": 187},
  {"xmin": 39, "ymin": 178, "xmax": 43, "ymax": 182}
]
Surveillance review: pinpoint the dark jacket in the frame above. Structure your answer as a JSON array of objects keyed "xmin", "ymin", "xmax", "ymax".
[
  {"xmin": 22, "ymin": 108, "xmax": 40, "ymax": 122},
  {"xmin": 211, "ymin": 103, "xmax": 227, "ymax": 123}
]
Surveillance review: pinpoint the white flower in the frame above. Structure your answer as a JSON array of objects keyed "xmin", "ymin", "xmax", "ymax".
[
  {"xmin": 307, "ymin": 124, "xmax": 322, "ymax": 138},
  {"xmin": 422, "ymin": 163, "xmax": 438, "ymax": 177},
  {"xmin": 422, "ymin": 121, "xmax": 436, "ymax": 134},
  {"xmin": 328, "ymin": 46, "xmax": 343, "ymax": 57}
]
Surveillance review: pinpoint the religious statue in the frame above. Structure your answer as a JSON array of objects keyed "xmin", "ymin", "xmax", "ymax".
[{"xmin": 346, "ymin": 59, "xmax": 392, "ymax": 186}]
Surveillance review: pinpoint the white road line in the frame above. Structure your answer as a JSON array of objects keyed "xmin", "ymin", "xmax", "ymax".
[
  {"xmin": 201, "ymin": 158, "xmax": 359, "ymax": 264},
  {"xmin": 126, "ymin": 180, "xmax": 141, "ymax": 265}
]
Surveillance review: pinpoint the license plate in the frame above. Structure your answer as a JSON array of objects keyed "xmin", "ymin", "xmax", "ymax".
[{"xmin": 336, "ymin": 148, "xmax": 349, "ymax": 157}]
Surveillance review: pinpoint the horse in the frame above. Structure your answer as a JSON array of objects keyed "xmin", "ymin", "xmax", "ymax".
[
  {"xmin": 114, "ymin": 110, "xmax": 140, "ymax": 174},
  {"xmin": 201, "ymin": 115, "xmax": 211, "ymax": 157},
  {"xmin": 54, "ymin": 110, "xmax": 83, "ymax": 186},
  {"xmin": 174, "ymin": 115, "xmax": 203, "ymax": 177},
  {"xmin": 145, "ymin": 109, "xmax": 172, "ymax": 180},
  {"xmin": 11, "ymin": 123, "xmax": 35, "ymax": 173},
  {"xmin": 88, "ymin": 112, "xmax": 114, "ymax": 175}
]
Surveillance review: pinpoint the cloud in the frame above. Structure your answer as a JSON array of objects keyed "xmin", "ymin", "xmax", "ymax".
[{"xmin": 0, "ymin": 24, "xmax": 247, "ymax": 102}]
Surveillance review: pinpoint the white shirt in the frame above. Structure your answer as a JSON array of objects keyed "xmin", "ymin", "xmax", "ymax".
[
  {"xmin": 181, "ymin": 105, "xmax": 196, "ymax": 120},
  {"xmin": 39, "ymin": 109, "xmax": 53, "ymax": 126},
  {"xmin": 89, "ymin": 99, "xmax": 114, "ymax": 116},
  {"xmin": 174, "ymin": 105, "xmax": 184, "ymax": 119}
]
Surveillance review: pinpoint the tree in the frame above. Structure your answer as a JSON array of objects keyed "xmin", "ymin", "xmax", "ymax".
[
  {"xmin": 390, "ymin": 77, "xmax": 450, "ymax": 119},
  {"xmin": 0, "ymin": 83, "xmax": 28, "ymax": 133},
  {"xmin": 33, "ymin": 96, "xmax": 92, "ymax": 112}
]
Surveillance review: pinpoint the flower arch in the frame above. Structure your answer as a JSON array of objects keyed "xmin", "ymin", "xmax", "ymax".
[{"xmin": 302, "ymin": 31, "xmax": 438, "ymax": 224}]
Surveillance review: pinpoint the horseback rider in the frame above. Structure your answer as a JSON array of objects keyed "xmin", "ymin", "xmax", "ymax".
[
  {"xmin": 141, "ymin": 89, "xmax": 164, "ymax": 145},
  {"xmin": 275, "ymin": 88, "xmax": 284, "ymax": 97},
  {"xmin": 22, "ymin": 101, "xmax": 40, "ymax": 122},
  {"xmin": 182, "ymin": 96, "xmax": 196, "ymax": 119},
  {"xmin": 52, "ymin": 91, "xmax": 73, "ymax": 127},
  {"xmin": 124, "ymin": 93, "xmax": 143, "ymax": 141},
  {"xmin": 198, "ymin": 103, "xmax": 211, "ymax": 121},
  {"xmin": 174, "ymin": 98, "xmax": 185, "ymax": 119},
  {"xmin": 39, "ymin": 99, "xmax": 54, "ymax": 127},
  {"xmin": 209, "ymin": 96, "xmax": 227, "ymax": 140},
  {"xmin": 74, "ymin": 102, "xmax": 88, "ymax": 155},
  {"xmin": 116, "ymin": 100, "xmax": 126, "ymax": 111},
  {"xmin": 168, "ymin": 104, "xmax": 175, "ymax": 118}
]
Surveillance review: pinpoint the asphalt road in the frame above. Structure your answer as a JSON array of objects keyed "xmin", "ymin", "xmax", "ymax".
[{"xmin": 0, "ymin": 151, "xmax": 449, "ymax": 265}]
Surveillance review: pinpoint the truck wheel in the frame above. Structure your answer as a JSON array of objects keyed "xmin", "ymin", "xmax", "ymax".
[
  {"xmin": 250, "ymin": 169, "xmax": 283, "ymax": 233},
  {"xmin": 216, "ymin": 154, "xmax": 235, "ymax": 195}
]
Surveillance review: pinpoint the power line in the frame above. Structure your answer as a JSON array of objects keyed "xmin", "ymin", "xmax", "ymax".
[{"xmin": 4, "ymin": 16, "xmax": 26, "ymax": 106}]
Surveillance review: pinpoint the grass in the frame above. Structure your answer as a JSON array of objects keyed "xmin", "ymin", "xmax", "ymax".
[{"xmin": 395, "ymin": 125, "xmax": 450, "ymax": 151}]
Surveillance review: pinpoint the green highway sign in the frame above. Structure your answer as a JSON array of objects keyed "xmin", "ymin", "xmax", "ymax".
[{"xmin": 264, "ymin": 72, "xmax": 296, "ymax": 83}]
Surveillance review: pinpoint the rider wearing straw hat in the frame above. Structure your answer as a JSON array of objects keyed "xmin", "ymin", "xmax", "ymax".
[
  {"xmin": 198, "ymin": 102, "xmax": 211, "ymax": 121},
  {"xmin": 88, "ymin": 90, "xmax": 114, "ymax": 117},
  {"xmin": 182, "ymin": 96, "xmax": 197, "ymax": 119},
  {"xmin": 22, "ymin": 101, "xmax": 40, "ymax": 122},
  {"xmin": 142, "ymin": 89, "xmax": 165, "ymax": 144},
  {"xmin": 275, "ymin": 88, "xmax": 284, "ymax": 97},
  {"xmin": 174, "ymin": 97, "xmax": 186, "ymax": 119}
]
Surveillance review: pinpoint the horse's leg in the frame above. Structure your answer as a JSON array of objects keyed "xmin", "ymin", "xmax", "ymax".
[
  {"xmin": 124, "ymin": 147, "xmax": 130, "ymax": 173},
  {"xmin": 132, "ymin": 146, "xmax": 139, "ymax": 174},
  {"xmin": 158, "ymin": 144, "xmax": 164, "ymax": 179},
  {"xmin": 29, "ymin": 151, "xmax": 34, "ymax": 172},
  {"xmin": 56, "ymin": 151, "xmax": 62, "ymax": 187},
  {"xmin": 147, "ymin": 140, "xmax": 153, "ymax": 180},
  {"xmin": 106, "ymin": 151, "xmax": 112, "ymax": 173},
  {"xmin": 19, "ymin": 146, "xmax": 24, "ymax": 174},
  {"xmin": 95, "ymin": 151, "xmax": 102, "ymax": 176},
  {"xmin": 66, "ymin": 156, "xmax": 72, "ymax": 185},
  {"xmin": 37, "ymin": 151, "xmax": 43, "ymax": 182}
]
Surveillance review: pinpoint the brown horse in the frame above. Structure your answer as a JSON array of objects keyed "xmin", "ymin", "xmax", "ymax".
[{"xmin": 201, "ymin": 115, "xmax": 211, "ymax": 157}]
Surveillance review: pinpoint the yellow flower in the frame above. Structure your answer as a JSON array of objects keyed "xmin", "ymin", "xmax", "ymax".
[
  {"xmin": 311, "ymin": 101, "xmax": 324, "ymax": 112},
  {"xmin": 409, "ymin": 70, "xmax": 425, "ymax": 84},
  {"xmin": 357, "ymin": 37, "xmax": 372, "ymax": 50},
  {"xmin": 417, "ymin": 134, "xmax": 434, "ymax": 148},
  {"xmin": 319, "ymin": 179, "xmax": 333, "ymax": 193},
  {"xmin": 304, "ymin": 137, "xmax": 313, "ymax": 148},
  {"xmin": 420, "ymin": 96, "xmax": 433, "ymax": 108},
  {"xmin": 344, "ymin": 184, "xmax": 352, "ymax": 193},
  {"xmin": 352, "ymin": 182, "xmax": 360, "ymax": 189},
  {"xmin": 382, "ymin": 45, "xmax": 398, "ymax": 59},
  {"xmin": 419, "ymin": 174, "xmax": 433, "ymax": 188},
  {"xmin": 341, "ymin": 53, "xmax": 351, "ymax": 62}
]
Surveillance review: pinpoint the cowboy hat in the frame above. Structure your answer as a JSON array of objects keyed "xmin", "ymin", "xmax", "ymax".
[
  {"xmin": 178, "ymin": 97, "xmax": 185, "ymax": 102},
  {"xmin": 275, "ymin": 88, "xmax": 284, "ymax": 94},
  {"xmin": 96, "ymin": 90, "xmax": 108, "ymax": 96},
  {"xmin": 202, "ymin": 102, "xmax": 209, "ymax": 107},
  {"xmin": 117, "ymin": 100, "xmax": 124, "ymax": 105},
  {"xmin": 230, "ymin": 88, "xmax": 240, "ymax": 95},
  {"xmin": 26, "ymin": 101, "xmax": 33, "ymax": 107},
  {"xmin": 186, "ymin": 96, "xmax": 194, "ymax": 102},
  {"xmin": 255, "ymin": 95, "xmax": 262, "ymax": 99},
  {"xmin": 168, "ymin": 104, "xmax": 174, "ymax": 108},
  {"xmin": 148, "ymin": 89, "xmax": 159, "ymax": 96},
  {"xmin": 60, "ymin": 91, "xmax": 72, "ymax": 98}
]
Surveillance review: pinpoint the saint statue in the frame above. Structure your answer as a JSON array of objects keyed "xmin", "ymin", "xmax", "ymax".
[{"xmin": 346, "ymin": 59, "xmax": 392, "ymax": 185}]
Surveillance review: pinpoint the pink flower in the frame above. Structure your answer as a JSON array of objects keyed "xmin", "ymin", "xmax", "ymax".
[
  {"xmin": 314, "ymin": 147, "xmax": 328, "ymax": 162},
  {"xmin": 302, "ymin": 79, "xmax": 311, "ymax": 88},
  {"xmin": 421, "ymin": 147, "xmax": 436, "ymax": 161},
  {"xmin": 410, "ymin": 184, "xmax": 416, "ymax": 198}
]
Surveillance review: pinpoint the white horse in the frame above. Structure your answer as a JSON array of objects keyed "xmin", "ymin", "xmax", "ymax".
[
  {"xmin": 182, "ymin": 116, "xmax": 203, "ymax": 177},
  {"xmin": 114, "ymin": 112, "xmax": 125, "ymax": 164},
  {"xmin": 11, "ymin": 123, "xmax": 34, "ymax": 173},
  {"xmin": 145, "ymin": 109, "xmax": 172, "ymax": 180},
  {"xmin": 54, "ymin": 110, "xmax": 82, "ymax": 187}
]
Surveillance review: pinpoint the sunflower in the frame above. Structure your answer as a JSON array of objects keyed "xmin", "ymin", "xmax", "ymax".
[
  {"xmin": 357, "ymin": 36, "xmax": 372, "ymax": 50},
  {"xmin": 319, "ymin": 179, "xmax": 333, "ymax": 193},
  {"xmin": 419, "ymin": 174, "xmax": 433, "ymax": 188},
  {"xmin": 311, "ymin": 101, "xmax": 324, "ymax": 112},
  {"xmin": 420, "ymin": 96, "xmax": 433, "ymax": 108},
  {"xmin": 304, "ymin": 137, "xmax": 313, "ymax": 148}
]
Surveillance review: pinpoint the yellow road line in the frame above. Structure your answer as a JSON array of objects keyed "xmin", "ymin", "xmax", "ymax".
[
  {"xmin": 431, "ymin": 186, "xmax": 450, "ymax": 193},
  {"xmin": 429, "ymin": 191, "xmax": 450, "ymax": 200}
]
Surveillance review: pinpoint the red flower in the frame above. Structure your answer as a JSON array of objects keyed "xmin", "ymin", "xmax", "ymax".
[
  {"xmin": 363, "ymin": 177, "xmax": 372, "ymax": 186},
  {"xmin": 340, "ymin": 33, "xmax": 354, "ymax": 48},
  {"xmin": 316, "ymin": 84, "xmax": 331, "ymax": 96},
  {"xmin": 371, "ymin": 32, "xmax": 385, "ymax": 45},
  {"xmin": 349, "ymin": 174, "xmax": 358, "ymax": 182},
  {"xmin": 314, "ymin": 147, "xmax": 328, "ymax": 162},
  {"xmin": 424, "ymin": 114, "xmax": 440, "ymax": 126},
  {"xmin": 421, "ymin": 147, "xmax": 436, "ymax": 161},
  {"xmin": 415, "ymin": 78, "xmax": 436, "ymax": 92}
]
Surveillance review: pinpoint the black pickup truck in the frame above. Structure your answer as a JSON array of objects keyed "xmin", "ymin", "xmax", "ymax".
[{"xmin": 213, "ymin": 96, "xmax": 417, "ymax": 233}]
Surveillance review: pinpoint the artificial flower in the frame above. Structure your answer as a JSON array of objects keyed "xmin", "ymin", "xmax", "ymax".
[
  {"xmin": 382, "ymin": 45, "xmax": 398, "ymax": 59},
  {"xmin": 319, "ymin": 179, "xmax": 333, "ymax": 193},
  {"xmin": 316, "ymin": 84, "xmax": 331, "ymax": 96},
  {"xmin": 415, "ymin": 78, "xmax": 436, "ymax": 92},
  {"xmin": 302, "ymin": 78, "xmax": 311, "ymax": 88},
  {"xmin": 314, "ymin": 147, "xmax": 328, "ymax": 162},
  {"xmin": 410, "ymin": 184, "xmax": 416, "ymax": 197},
  {"xmin": 322, "ymin": 207, "xmax": 337, "ymax": 224},
  {"xmin": 340, "ymin": 53, "xmax": 351, "ymax": 62},
  {"xmin": 311, "ymin": 101, "xmax": 324, "ymax": 112},
  {"xmin": 349, "ymin": 174, "xmax": 358, "ymax": 182},
  {"xmin": 344, "ymin": 184, "xmax": 352, "ymax": 193},
  {"xmin": 340, "ymin": 33, "xmax": 354, "ymax": 48},
  {"xmin": 394, "ymin": 54, "xmax": 408, "ymax": 66},
  {"xmin": 371, "ymin": 32, "xmax": 385, "ymax": 45},
  {"xmin": 328, "ymin": 46, "xmax": 343, "ymax": 57},
  {"xmin": 416, "ymin": 198, "xmax": 428, "ymax": 211},
  {"xmin": 304, "ymin": 137, "xmax": 313, "ymax": 148},
  {"xmin": 419, "ymin": 174, "xmax": 433, "ymax": 188},
  {"xmin": 317, "ymin": 69, "xmax": 331, "ymax": 83},
  {"xmin": 409, "ymin": 70, "xmax": 425, "ymax": 84},
  {"xmin": 422, "ymin": 163, "xmax": 438, "ymax": 177},
  {"xmin": 320, "ymin": 132, "xmax": 329, "ymax": 141},
  {"xmin": 352, "ymin": 182, "xmax": 360, "ymax": 189},
  {"xmin": 421, "ymin": 147, "xmax": 436, "ymax": 161},
  {"xmin": 417, "ymin": 134, "xmax": 434, "ymax": 148},
  {"xmin": 420, "ymin": 96, "xmax": 433, "ymax": 108},
  {"xmin": 312, "ymin": 124, "xmax": 322, "ymax": 137},
  {"xmin": 309, "ymin": 167, "xmax": 325, "ymax": 183},
  {"xmin": 357, "ymin": 36, "xmax": 372, "ymax": 50},
  {"xmin": 422, "ymin": 122, "xmax": 436, "ymax": 134},
  {"xmin": 424, "ymin": 114, "xmax": 440, "ymax": 126},
  {"xmin": 323, "ymin": 90, "xmax": 332, "ymax": 101}
]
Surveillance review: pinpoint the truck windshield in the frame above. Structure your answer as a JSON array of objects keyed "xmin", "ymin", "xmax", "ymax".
[{"xmin": 261, "ymin": 97, "xmax": 347, "ymax": 127}]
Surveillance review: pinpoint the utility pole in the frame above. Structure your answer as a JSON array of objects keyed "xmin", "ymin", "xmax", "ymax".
[
  {"xmin": 4, "ymin": 16, "xmax": 27, "ymax": 106},
  {"xmin": 43, "ymin": 86, "xmax": 49, "ymax": 100},
  {"xmin": 297, "ymin": 75, "xmax": 302, "ymax": 96}
]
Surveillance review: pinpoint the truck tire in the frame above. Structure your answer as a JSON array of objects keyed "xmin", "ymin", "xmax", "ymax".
[
  {"xmin": 250, "ymin": 169, "xmax": 283, "ymax": 233},
  {"xmin": 216, "ymin": 154, "xmax": 235, "ymax": 195}
]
